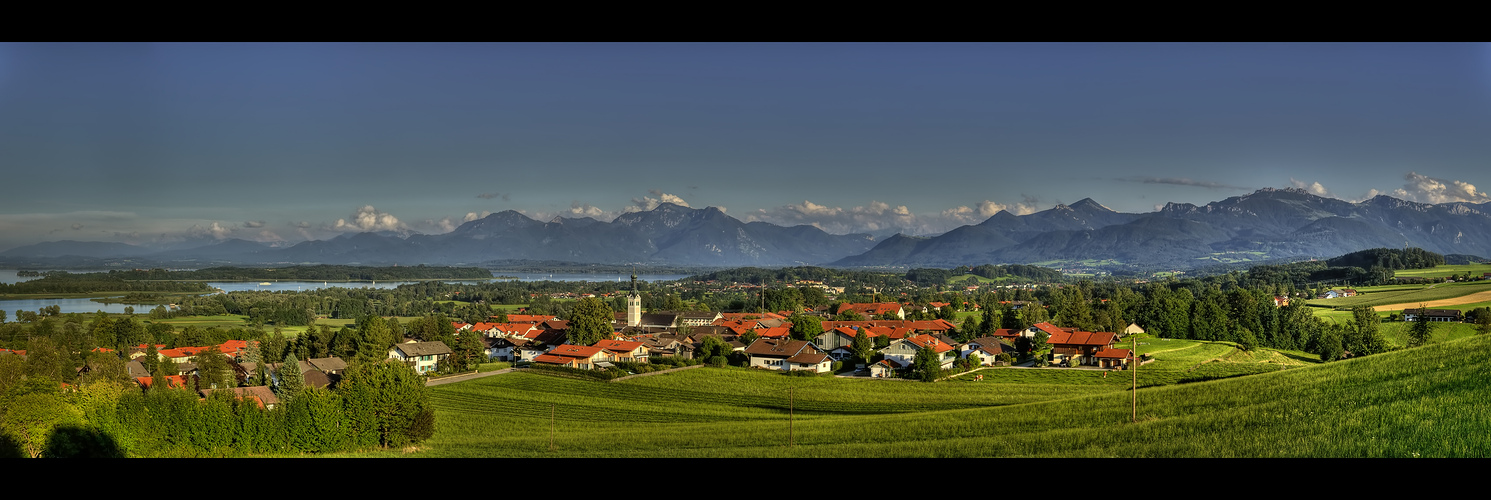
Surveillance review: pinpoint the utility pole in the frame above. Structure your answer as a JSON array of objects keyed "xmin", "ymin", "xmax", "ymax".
[
  {"xmin": 1131, "ymin": 348, "xmax": 1138, "ymax": 423},
  {"xmin": 789, "ymin": 386, "xmax": 795, "ymax": 447},
  {"xmin": 550, "ymin": 403, "xmax": 556, "ymax": 451}
]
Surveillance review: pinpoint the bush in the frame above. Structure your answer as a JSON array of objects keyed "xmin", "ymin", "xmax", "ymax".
[{"xmin": 786, "ymin": 369, "xmax": 821, "ymax": 377}]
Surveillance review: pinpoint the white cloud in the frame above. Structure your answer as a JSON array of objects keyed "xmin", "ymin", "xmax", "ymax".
[
  {"xmin": 625, "ymin": 190, "xmax": 692, "ymax": 213},
  {"xmin": 333, "ymin": 205, "xmax": 404, "ymax": 232},
  {"xmin": 463, "ymin": 211, "xmax": 492, "ymax": 222},
  {"xmin": 1290, "ymin": 178, "xmax": 1331, "ymax": 197},
  {"xmin": 1394, "ymin": 171, "xmax": 1491, "ymax": 204},
  {"xmin": 243, "ymin": 220, "xmax": 266, "ymax": 228},
  {"xmin": 186, "ymin": 222, "xmax": 234, "ymax": 240}
]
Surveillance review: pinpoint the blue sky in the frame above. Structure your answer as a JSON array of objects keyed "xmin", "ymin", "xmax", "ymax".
[{"xmin": 2, "ymin": 42, "xmax": 1490, "ymax": 251}]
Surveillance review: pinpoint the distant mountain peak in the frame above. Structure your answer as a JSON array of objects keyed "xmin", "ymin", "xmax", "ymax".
[{"xmin": 1069, "ymin": 197, "xmax": 1114, "ymax": 212}]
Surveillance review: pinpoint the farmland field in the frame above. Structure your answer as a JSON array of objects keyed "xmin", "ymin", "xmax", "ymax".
[
  {"xmin": 314, "ymin": 334, "xmax": 1491, "ymax": 458},
  {"xmin": 1393, "ymin": 263, "xmax": 1491, "ymax": 279},
  {"xmin": 1306, "ymin": 280, "xmax": 1491, "ymax": 309}
]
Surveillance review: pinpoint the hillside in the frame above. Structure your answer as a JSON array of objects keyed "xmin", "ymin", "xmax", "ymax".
[{"xmin": 374, "ymin": 335, "xmax": 1490, "ymax": 457}]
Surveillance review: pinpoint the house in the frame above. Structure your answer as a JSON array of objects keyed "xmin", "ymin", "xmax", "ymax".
[
  {"xmin": 963, "ymin": 337, "xmax": 1016, "ymax": 365},
  {"xmin": 1046, "ymin": 330, "xmax": 1118, "ymax": 367},
  {"xmin": 594, "ymin": 339, "xmax": 648, "ymax": 363},
  {"xmin": 744, "ymin": 338, "xmax": 832, "ymax": 373},
  {"xmin": 306, "ymin": 356, "xmax": 348, "ymax": 375},
  {"xmin": 388, "ymin": 341, "xmax": 454, "ymax": 374},
  {"xmin": 1124, "ymin": 323, "xmax": 1146, "ymax": 336},
  {"xmin": 485, "ymin": 336, "xmax": 526, "ymax": 361},
  {"xmin": 869, "ymin": 358, "xmax": 904, "ymax": 378},
  {"xmin": 1401, "ymin": 308, "xmax": 1463, "ymax": 322},
  {"xmin": 881, "ymin": 334, "xmax": 956, "ymax": 370},
  {"xmin": 534, "ymin": 344, "xmax": 609, "ymax": 370},
  {"xmin": 836, "ymin": 302, "xmax": 905, "ymax": 319},
  {"xmin": 1094, "ymin": 348, "xmax": 1133, "ymax": 369}
]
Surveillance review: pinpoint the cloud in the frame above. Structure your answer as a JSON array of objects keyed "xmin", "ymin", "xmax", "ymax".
[
  {"xmin": 746, "ymin": 199, "xmax": 929, "ymax": 234},
  {"xmin": 1290, "ymin": 178, "xmax": 1332, "ymax": 197},
  {"xmin": 186, "ymin": 222, "xmax": 234, "ymax": 240},
  {"xmin": 1392, "ymin": 172, "xmax": 1491, "ymax": 204},
  {"xmin": 435, "ymin": 217, "xmax": 457, "ymax": 232},
  {"xmin": 70, "ymin": 223, "xmax": 84, "ymax": 230},
  {"xmin": 477, "ymin": 192, "xmax": 510, "ymax": 201},
  {"xmin": 626, "ymin": 190, "xmax": 692, "ymax": 213},
  {"xmin": 1121, "ymin": 176, "xmax": 1250, "ymax": 190},
  {"xmin": 243, "ymin": 220, "xmax": 266, "ymax": 228},
  {"xmin": 333, "ymin": 205, "xmax": 404, "ymax": 232},
  {"xmin": 463, "ymin": 211, "xmax": 492, "ymax": 222},
  {"xmin": 293, "ymin": 221, "xmax": 312, "ymax": 229}
]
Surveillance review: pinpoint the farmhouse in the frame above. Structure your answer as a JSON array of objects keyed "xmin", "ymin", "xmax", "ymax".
[
  {"xmin": 1046, "ymin": 330, "xmax": 1119, "ymax": 367},
  {"xmin": 1401, "ymin": 308, "xmax": 1463, "ymax": 322}
]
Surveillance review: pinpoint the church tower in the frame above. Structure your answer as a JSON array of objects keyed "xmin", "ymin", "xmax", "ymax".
[{"xmin": 627, "ymin": 269, "xmax": 642, "ymax": 327}]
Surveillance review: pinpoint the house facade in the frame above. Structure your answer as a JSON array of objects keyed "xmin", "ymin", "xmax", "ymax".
[{"xmin": 388, "ymin": 341, "xmax": 454, "ymax": 374}]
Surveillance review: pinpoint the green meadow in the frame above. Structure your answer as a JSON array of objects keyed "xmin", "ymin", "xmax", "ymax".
[
  {"xmin": 1393, "ymin": 263, "xmax": 1491, "ymax": 279},
  {"xmin": 315, "ymin": 334, "xmax": 1491, "ymax": 458},
  {"xmin": 1306, "ymin": 280, "xmax": 1491, "ymax": 309}
]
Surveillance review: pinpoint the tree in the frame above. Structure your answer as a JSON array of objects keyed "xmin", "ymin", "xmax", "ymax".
[
  {"xmin": 789, "ymin": 314, "xmax": 823, "ymax": 342},
  {"xmin": 1408, "ymin": 305, "xmax": 1435, "ymax": 348},
  {"xmin": 912, "ymin": 346, "xmax": 943, "ymax": 382},
  {"xmin": 851, "ymin": 330, "xmax": 874, "ymax": 366},
  {"xmin": 192, "ymin": 345, "xmax": 232, "ymax": 390},
  {"xmin": 567, "ymin": 297, "xmax": 613, "ymax": 347},
  {"xmin": 336, "ymin": 360, "xmax": 433, "ymax": 448},
  {"xmin": 277, "ymin": 352, "xmax": 305, "ymax": 398},
  {"xmin": 1347, "ymin": 306, "xmax": 1388, "ymax": 356},
  {"xmin": 0, "ymin": 391, "xmax": 84, "ymax": 458}
]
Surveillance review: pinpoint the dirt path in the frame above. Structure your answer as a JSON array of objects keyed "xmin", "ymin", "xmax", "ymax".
[{"xmin": 1371, "ymin": 290, "xmax": 1491, "ymax": 311}]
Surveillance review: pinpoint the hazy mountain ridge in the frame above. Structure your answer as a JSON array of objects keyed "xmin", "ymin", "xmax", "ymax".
[{"xmin": 9, "ymin": 189, "xmax": 1491, "ymax": 270}]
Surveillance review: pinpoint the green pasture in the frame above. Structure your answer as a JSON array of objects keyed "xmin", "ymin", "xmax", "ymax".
[
  {"xmin": 1393, "ymin": 263, "xmax": 1491, "ymax": 279},
  {"xmin": 1306, "ymin": 280, "xmax": 1491, "ymax": 308},
  {"xmin": 357, "ymin": 334, "xmax": 1491, "ymax": 457}
]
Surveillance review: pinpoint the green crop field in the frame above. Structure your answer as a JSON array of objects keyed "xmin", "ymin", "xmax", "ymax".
[
  {"xmin": 310, "ymin": 334, "xmax": 1491, "ymax": 458},
  {"xmin": 1393, "ymin": 264, "xmax": 1491, "ymax": 279},
  {"xmin": 1306, "ymin": 280, "xmax": 1491, "ymax": 309}
]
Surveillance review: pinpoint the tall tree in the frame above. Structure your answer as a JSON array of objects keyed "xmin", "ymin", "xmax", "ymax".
[
  {"xmin": 276, "ymin": 352, "xmax": 304, "ymax": 398},
  {"xmin": 1408, "ymin": 305, "xmax": 1435, "ymax": 348},
  {"xmin": 566, "ymin": 297, "xmax": 614, "ymax": 346}
]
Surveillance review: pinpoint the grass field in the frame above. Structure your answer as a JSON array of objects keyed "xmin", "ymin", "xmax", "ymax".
[
  {"xmin": 1306, "ymin": 280, "xmax": 1491, "ymax": 309},
  {"xmin": 359, "ymin": 333, "xmax": 1491, "ymax": 457},
  {"xmin": 1393, "ymin": 263, "xmax": 1491, "ymax": 279},
  {"xmin": 314, "ymin": 332, "xmax": 1491, "ymax": 458}
]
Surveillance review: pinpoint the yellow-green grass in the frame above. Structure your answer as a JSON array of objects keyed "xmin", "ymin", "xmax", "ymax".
[
  {"xmin": 1306, "ymin": 280, "xmax": 1491, "ymax": 309},
  {"xmin": 360, "ymin": 334, "xmax": 1491, "ymax": 457},
  {"xmin": 1379, "ymin": 321, "xmax": 1482, "ymax": 346},
  {"xmin": 1393, "ymin": 263, "xmax": 1491, "ymax": 279}
]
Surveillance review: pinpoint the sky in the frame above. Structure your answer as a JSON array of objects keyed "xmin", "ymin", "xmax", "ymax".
[{"xmin": 2, "ymin": 42, "xmax": 1490, "ymax": 251}]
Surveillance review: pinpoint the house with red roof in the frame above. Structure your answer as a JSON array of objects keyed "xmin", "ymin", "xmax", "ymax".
[
  {"xmin": 594, "ymin": 339, "xmax": 648, "ymax": 363},
  {"xmin": 836, "ymin": 303, "xmax": 905, "ymax": 319},
  {"xmin": 1045, "ymin": 330, "xmax": 1119, "ymax": 367},
  {"xmin": 881, "ymin": 334, "xmax": 957, "ymax": 370},
  {"xmin": 534, "ymin": 344, "xmax": 609, "ymax": 370}
]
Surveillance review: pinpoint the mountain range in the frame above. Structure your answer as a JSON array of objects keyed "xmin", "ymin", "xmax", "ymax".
[{"xmin": 6, "ymin": 188, "xmax": 1491, "ymax": 270}]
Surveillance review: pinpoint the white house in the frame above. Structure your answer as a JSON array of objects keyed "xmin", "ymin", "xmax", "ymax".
[{"xmin": 389, "ymin": 341, "xmax": 453, "ymax": 374}]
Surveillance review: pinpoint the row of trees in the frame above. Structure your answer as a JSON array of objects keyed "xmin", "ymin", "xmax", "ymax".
[{"xmin": 0, "ymin": 360, "xmax": 434, "ymax": 458}]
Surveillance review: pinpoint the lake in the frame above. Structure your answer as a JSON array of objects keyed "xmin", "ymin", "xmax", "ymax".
[{"xmin": 0, "ymin": 269, "xmax": 693, "ymax": 315}]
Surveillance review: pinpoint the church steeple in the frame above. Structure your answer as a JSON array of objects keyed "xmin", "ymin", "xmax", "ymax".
[{"xmin": 627, "ymin": 266, "xmax": 641, "ymax": 327}]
